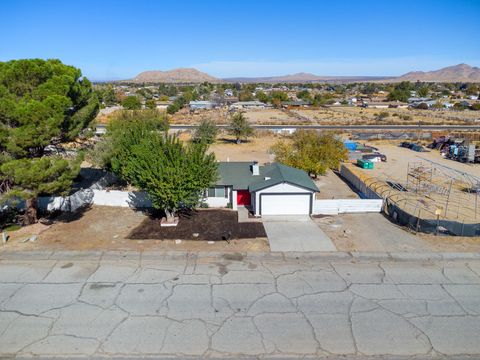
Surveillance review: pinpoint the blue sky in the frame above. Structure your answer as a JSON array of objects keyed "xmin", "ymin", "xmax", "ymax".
[{"xmin": 1, "ymin": 0, "xmax": 479, "ymax": 80}]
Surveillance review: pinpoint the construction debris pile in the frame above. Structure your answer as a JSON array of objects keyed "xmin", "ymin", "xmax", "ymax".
[{"xmin": 429, "ymin": 136, "xmax": 480, "ymax": 163}]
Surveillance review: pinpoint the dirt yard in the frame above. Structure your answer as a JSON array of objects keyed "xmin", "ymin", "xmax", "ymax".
[
  {"xmin": 2, "ymin": 206, "xmax": 269, "ymax": 252},
  {"xmin": 209, "ymin": 135, "xmax": 280, "ymax": 163},
  {"xmin": 129, "ymin": 209, "xmax": 266, "ymax": 241},
  {"xmin": 315, "ymin": 170, "xmax": 360, "ymax": 199},
  {"xmin": 294, "ymin": 107, "xmax": 480, "ymax": 126}
]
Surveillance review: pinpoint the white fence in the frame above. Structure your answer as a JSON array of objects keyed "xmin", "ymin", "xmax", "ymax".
[
  {"xmin": 314, "ymin": 199, "xmax": 383, "ymax": 215},
  {"xmin": 339, "ymin": 165, "xmax": 382, "ymax": 200},
  {"xmin": 92, "ymin": 190, "xmax": 152, "ymax": 208},
  {"xmin": 38, "ymin": 189, "xmax": 228, "ymax": 212}
]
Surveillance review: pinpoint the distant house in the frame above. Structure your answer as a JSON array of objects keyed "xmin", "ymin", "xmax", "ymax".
[
  {"xmin": 410, "ymin": 100, "xmax": 437, "ymax": 108},
  {"xmin": 408, "ymin": 97, "xmax": 433, "ymax": 103},
  {"xmin": 204, "ymin": 162, "xmax": 319, "ymax": 216},
  {"xmin": 189, "ymin": 101, "xmax": 215, "ymax": 110},
  {"xmin": 362, "ymin": 101, "xmax": 408, "ymax": 109},
  {"xmin": 156, "ymin": 101, "xmax": 172, "ymax": 110},
  {"xmin": 229, "ymin": 101, "xmax": 267, "ymax": 110},
  {"xmin": 281, "ymin": 100, "xmax": 312, "ymax": 108}
]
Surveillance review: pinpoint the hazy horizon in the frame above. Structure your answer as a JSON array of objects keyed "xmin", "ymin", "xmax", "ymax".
[{"xmin": 1, "ymin": 0, "xmax": 479, "ymax": 81}]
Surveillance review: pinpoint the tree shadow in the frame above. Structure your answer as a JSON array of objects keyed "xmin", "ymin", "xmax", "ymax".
[
  {"xmin": 127, "ymin": 191, "xmax": 153, "ymax": 210},
  {"xmin": 41, "ymin": 204, "xmax": 93, "ymax": 224},
  {"xmin": 72, "ymin": 168, "xmax": 120, "ymax": 191},
  {"xmin": 219, "ymin": 137, "xmax": 252, "ymax": 144}
]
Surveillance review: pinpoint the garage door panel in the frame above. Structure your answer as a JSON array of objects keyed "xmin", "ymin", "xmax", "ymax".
[{"xmin": 261, "ymin": 194, "xmax": 310, "ymax": 215}]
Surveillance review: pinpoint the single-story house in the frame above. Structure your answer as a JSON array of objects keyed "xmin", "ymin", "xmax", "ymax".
[
  {"xmin": 156, "ymin": 101, "xmax": 172, "ymax": 110},
  {"xmin": 281, "ymin": 100, "xmax": 312, "ymax": 108},
  {"xmin": 189, "ymin": 101, "xmax": 216, "ymax": 110},
  {"xmin": 205, "ymin": 161, "xmax": 319, "ymax": 216},
  {"xmin": 229, "ymin": 101, "xmax": 267, "ymax": 110}
]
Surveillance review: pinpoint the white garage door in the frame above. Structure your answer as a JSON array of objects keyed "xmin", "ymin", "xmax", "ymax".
[{"xmin": 261, "ymin": 194, "xmax": 311, "ymax": 215}]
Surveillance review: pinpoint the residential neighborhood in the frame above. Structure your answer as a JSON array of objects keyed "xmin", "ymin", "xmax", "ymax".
[{"xmin": 1, "ymin": 0, "xmax": 480, "ymax": 359}]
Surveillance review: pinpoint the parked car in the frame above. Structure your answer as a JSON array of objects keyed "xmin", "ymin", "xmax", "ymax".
[{"xmin": 363, "ymin": 153, "xmax": 387, "ymax": 162}]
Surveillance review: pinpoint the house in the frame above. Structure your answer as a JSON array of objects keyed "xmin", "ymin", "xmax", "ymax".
[
  {"xmin": 281, "ymin": 100, "xmax": 312, "ymax": 108},
  {"xmin": 229, "ymin": 101, "xmax": 267, "ymax": 110},
  {"xmin": 205, "ymin": 162, "xmax": 319, "ymax": 216},
  {"xmin": 156, "ymin": 101, "xmax": 172, "ymax": 110},
  {"xmin": 189, "ymin": 101, "xmax": 215, "ymax": 110}
]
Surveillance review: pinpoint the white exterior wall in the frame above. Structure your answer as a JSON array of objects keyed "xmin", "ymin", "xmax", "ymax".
[
  {"xmin": 314, "ymin": 199, "xmax": 383, "ymax": 215},
  {"xmin": 204, "ymin": 186, "xmax": 231, "ymax": 208},
  {"xmin": 92, "ymin": 190, "xmax": 152, "ymax": 208},
  {"xmin": 205, "ymin": 197, "xmax": 229, "ymax": 207},
  {"xmin": 232, "ymin": 190, "xmax": 238, "ymax": 210},
  {"xmin": 253, "ymin": 182, "xmax": 314, "ymax": 216}
]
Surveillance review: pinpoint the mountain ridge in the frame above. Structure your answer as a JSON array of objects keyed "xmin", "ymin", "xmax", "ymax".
[
  {"xmin": 126, "ymin": 64, "xmax": 480, "ymax": 83},
  {"xmin": 131, "ymin": 68, "xmax": 220, "ymax": 83}
]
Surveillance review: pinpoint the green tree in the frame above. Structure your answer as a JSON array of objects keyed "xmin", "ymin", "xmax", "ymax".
[
  {"xmin": 466, "ymin": 84, "xmax": 479, "ymax": 96},
  {"xmin": 255, "ymin": 90, "xmax": 269, "ymax": 103},
  {"xmin": 122, "ymin": 96, "xmax": 142, "ymax": 110},
  {"xmin": 192, "ymin": 118, "xmax": 218, "ymax": 144},
  {"xmin": 167, "ymin": 95, "xmax": 187, "ymax": 114},
  {"xmin": 297, "ymin": 90, "xmax": 312, "ymax": 101},
  {"xmin": 228, "ymin": 112, "xmax": 254, "ymax": 144},
  {"xmin": 0, "ymin": 59, "xmax": 99, "ymax": 224},
  {"xmin": 417, "ymin": 86, "xmax": 430, "ymax": 98},
  {"xmin": 270, "ymin": 91, "xmax": 289, "ymax": 102},
  {"xmin": 89, "ymin": 109, "xmax": 169, "ymax": 170},
  {"xmin": 271, "ymin": 131, "xmax": 347, "ymax": 178},
  {"xmin": 96, "ymin": 120, "xmax": 217, "ymax": 222},
  {"xmin": 1, "ymin": 156, "xmax": 82, "ymax": 224},
  {"xmin": 238, "ymin": 90, "xmax": 254, "ymax": 101},
  {"xmin": 387, "ymin": 81, "xmax": 413, "ymax": 102},
  {"xmin": 145, "ymin": 99, "xmax": 156, "ymax": 109}
]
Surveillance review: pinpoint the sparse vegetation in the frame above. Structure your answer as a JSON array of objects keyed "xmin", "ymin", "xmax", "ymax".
[{"xmin": 228, "ymin": 112, "xmax": 254, "ymax": 144}]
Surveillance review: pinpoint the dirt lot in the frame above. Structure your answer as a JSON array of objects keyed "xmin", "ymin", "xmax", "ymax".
[
  {"xmin": 315, "ymin": 213, "xmax": 480, "ymax": 252},
  {"xmin": 208, "ymin": 135, "xmax": 280, "ymax": 163},
  {"xmin": 2, "ymin": 206, "xmax": 269, "ymax": 252},
  {"xmin": 315, "ymin": 170, "xmax": 359, "ymax": 199},
  {"xmin": 294, "ymin": 106, "xmax": 480, "ymax": 126},
  {"xmin": 129, "ymin": 209, "xmax": 266, "ymax": 241},
  {"xmin": 363, "ymin": 141, "xmax": 480, "ymax": 180}
]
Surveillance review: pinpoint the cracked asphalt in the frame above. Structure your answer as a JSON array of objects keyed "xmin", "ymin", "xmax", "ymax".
[{"xmin": 1, "ymin": 250, "xmax": 480, "ymax": 359}]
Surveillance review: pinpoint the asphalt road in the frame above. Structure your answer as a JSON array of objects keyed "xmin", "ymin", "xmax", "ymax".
[
  {"xmin": 170, "ymin": 124, "xmax": 480, "ymax": 131},
  {"xmin": 1, "ymin": 250, "xmax": 480, "ymax": 359}
]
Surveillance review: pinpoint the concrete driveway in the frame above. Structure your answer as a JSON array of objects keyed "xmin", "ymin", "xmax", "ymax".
[{"xmin": 262, "ymin": 215, "xmax": 337, "ymax": 252}]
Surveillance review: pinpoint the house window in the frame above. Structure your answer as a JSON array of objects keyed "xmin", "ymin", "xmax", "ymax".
[{"xmin": 207, "ymin": 187, "xmax": 227, "ymax": 198}]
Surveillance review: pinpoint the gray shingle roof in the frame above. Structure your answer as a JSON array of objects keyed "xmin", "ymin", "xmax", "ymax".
[{"xmin": 216, "ymin": 162, "xmax": 319, "ymax": 192}]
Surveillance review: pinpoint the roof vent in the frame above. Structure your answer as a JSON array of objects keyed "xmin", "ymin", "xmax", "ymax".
[{"xmin": 251, "ymin": 161, "xmax": 259, "ymax": 176}]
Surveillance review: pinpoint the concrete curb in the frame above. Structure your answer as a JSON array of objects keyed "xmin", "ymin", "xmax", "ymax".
[{"xmin": 1, "ymin": 249, "xmax": 479, "ymax": 262}]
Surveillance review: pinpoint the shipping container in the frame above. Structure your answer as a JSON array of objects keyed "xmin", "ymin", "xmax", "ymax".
[
  {"xmin": 344, "ymin": 141, "xmax": 357, "ymax": 151},
  {"xmin": 357, "ymin": 159, "xmax": 374, "ymax": 169}
]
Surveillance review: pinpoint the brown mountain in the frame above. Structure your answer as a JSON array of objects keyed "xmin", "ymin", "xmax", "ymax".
[
  {"xmin": 224, "ymin": 73, "xmax": 389, "ymax": 83},
  {"xmin": 131, "ymin": 68, "xmax": 220, "ymax": 83},
  {"xmin": 395, "ymin": 64, "xmax": 480, "ymax": 82},
  {"xmin": 125, "ymin": 64, "xmax": 480, "ymax": 84}
]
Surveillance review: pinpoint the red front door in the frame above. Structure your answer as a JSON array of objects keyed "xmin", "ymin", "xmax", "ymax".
[{"xmin": 237, "ymin": 190, "xmax": 251, "ymax": 206}]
